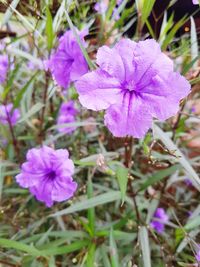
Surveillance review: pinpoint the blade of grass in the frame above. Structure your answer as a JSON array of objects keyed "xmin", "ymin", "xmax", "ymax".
[
  {"xmin": 190, "ymin": 16, "xmax": 198, "ymax": 69},
  {"xmin": 0, "ymin": 238, "xmax": 42, "ymax": 257},
  {"xmin": 50, "ymin": 191, "xmax": 122, "ymax": 217},
  {"xmin": 116, "ymin": 166, "xmax": 129, "ymax": 205},
  {"xmin": 139, "ymin": 164, "xmax": 180, "ymax": 191},
  {"xmin": 46, "ymin": 5, "xmax": 54, "ymax": 51},
  {"xmin": 139, "ymin": 226, "xmax": 151, "ymax": 267},
  {"xmin": 87, "ymin": 173, "xmax": 95, "ymax": 237},
  {"xmin": 153, "ymin": 124, "xmax": 200, "ymax": 191},
  {"xmin": 65, "ymin": 10, "xmax": 95, "ymax": 70},
  {"xmin": 109, "ymin": 228, "xmax": 119, "ymax": 267}
]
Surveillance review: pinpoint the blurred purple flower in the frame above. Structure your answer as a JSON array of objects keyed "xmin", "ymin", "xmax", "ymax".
[
  {"xmin": 0, "ymin": 55, "xmax": 8, "ymax": 84},
  {"xmin": 46, "ymin": 29, "xmax": 88, "ymax": 89},
  {"xmin": 150, "ymin": 208, "xmax": 169, "ymax": 233},
  {"xmin": 0, "ymin": 103, "xmax": 20, "ymax": 125},
  {"xmin": 57, "ymin": 101, "xmax": 78, "ymax": 134},
  {"xmin": 27, "ymin": 60, "xmax": 43, "ymax": 70},
  {"xmin": 184, "ymin": 178, "xmax": 193, "ymax": 186},
  {"xmin": 193, "ymin": 0, "xmax": 199, "ymax": 5},
  {"xmin": 0, "ymin": 135, "xmax": 7, "ymax": 147},
  {"xmin": 94, "ymin": 1, "xmax": 121, "ymax": 20},
  {"xmin": 94, "ymin": 1, "xmax": 108, "ymax": 14},
  {"xmin": 196, "ymin": 248, "xmax": 200, "ymax": 262},
  {"xmin": 117, "ymin": 0, "xmax": 123, "ymax": 4},
  {"xmin": 191, "ymin": 106, "xmax": 196, "ymax": 113},
  {"xmin": 16, "ymin": 146, "xmax": 77, "ymax": 207},
  {"xmin": 112, "ymin": 8, "xmax": 120, "ymax": 20},
  {"xmin": 76, "ymin": 39, "xmax": 190, "ymax": 138}
]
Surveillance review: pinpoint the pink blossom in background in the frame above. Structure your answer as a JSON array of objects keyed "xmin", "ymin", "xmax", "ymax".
[
  {"xmin": 94, "ymin": 1, "xmax": 108, "ymax": 14},
  {"xmin": 16, "ymin": 146, "xmax": 77, "ymax": 207},
  {"xmin": 27, "ymin": 60, "xmax": 43, "ymax": 70},
  {"xmin": 0, "ymin": 55, "xmax": 8, "ymax": 84},
  {"xmin": 46, "ymin": 29, "xmax": 88, "ymax": 89},
  {"xmin": 150, "ymin": 208, "xmax": 169, "ymax": 233},
  {"xmin": 0, "ymin": 103, "xmax": 20, "ymax": 126},
  {"xmin": 196, "ymin": 248, "xmax": 200, "ymax": 262},
  {"xmin": 57, "ymin": 101, "xmax": 78, "ymax": 134},
  {"xmin": 76, "ymin": 39, "xmax": 191, "ymax": 138},
  {"xmin": 192, "ymin": 0, "xmax": 199, "ymax": 5},
  {"xmin": 94, "ymin": 0, "xmax": 121, "ymax": 20}
]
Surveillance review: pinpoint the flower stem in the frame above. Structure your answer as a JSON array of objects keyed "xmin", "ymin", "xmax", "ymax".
[{"xmin": 39, "ymin": 71, "xmax": 49, "ymax": 143}]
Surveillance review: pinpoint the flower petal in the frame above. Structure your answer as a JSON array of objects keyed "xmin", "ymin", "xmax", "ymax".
[
  {"xmin": 76, "ymin": 69, "xmax": 122, "ymax": 111},
  {"xmin": 115, "ymin": 38, "xmax": 137, "ymax": 82},
  {"xmin": 96, "ymin": 45, "xmax": 125, "ymax": 82},
  {"xmin": 104, "ymin": 93, "xmax": 152, "ymax": 138},
  {"xmin": 142, "ymin": 72, "xmax": 191, "ymax": 120},
  {"xmin": 133, "ymin": 39, "xmax": 173, "ymax": 89},
  {"xmin": 30, "ymin": 179, "xmax": 54, "ymax": 207},
  {"xmin": 52, "ymin": 177, "xmax": 77, "ymax": 202}
]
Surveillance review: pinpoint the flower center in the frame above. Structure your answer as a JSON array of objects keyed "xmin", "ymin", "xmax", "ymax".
[
  {"xmin": 123, "ymin": 80, "xmax": 136, "ymax": 92},
  {"xmin": 46, "ymin": 170, "xmax": 56, "ymax": 180}
]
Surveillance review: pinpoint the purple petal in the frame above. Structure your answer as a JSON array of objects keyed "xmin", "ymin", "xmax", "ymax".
[
  {"xmin": 30, "ymin": 179, "xmax": 54, "ymax": 207},
  {"xmin": 150, "ymin": 221, "xmax": 165, "ymax": 233},
  {"xmin": 142, "ymin": 72, "xmax": 191, "ymax": 120},
  {"xmin": 52, "ymin": 176, "xmax": 77, "ymax": 202},
  {"xmin": 104, "ymin": 93, "xmax": 152, "ymax": 138},
  {"xmin": 115, "ymin": 39, "xmax": 137, "ymax": 82},
  {"xmin": 96, "ymin": 45, "xmax": 125, "ymax": 82},
  {"xmin": 133, "ymin": 39, "xmax": 173, "ymax": 87},
  {"xmin": 76, "ymin": 69, "xmax": 122, "ymax": 111}
]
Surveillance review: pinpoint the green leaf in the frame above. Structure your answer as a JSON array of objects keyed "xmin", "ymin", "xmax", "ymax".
[
  {"xmin": 0, "ymin": 238, "xmax": 42, "ymax": 257},
  {"xmin": 153, "ymin": 124, "xmax": 200, "ymax": 191},
  {"xmin": 14, "ymin": 72, "xmax": 38, "ymax": 108},
  {"xmin": 101, "ymin": 245, "xmax": 112, "ymax": 267},
  {"xmin": 139, "ymin": 164, "xmax": 180, "ymax": 191},
  {"xmin": 2, "ymin": 0, "xmax": 20, "ymax": 25},
  {"xmin": 46, "ymin": 5, "xmax": 54, "ymax": 51},
  {"xmin": 184, "ymin": 215, "xmax": 200, "ymax": 231},
  {"xmin": 159, "ymin": 12, "xmax": 174, "ymax": 46},
  {"xmin": 139, "ymin": 226, "xmax": 151, "ymax": 267},
  {"xmin": 162, "ymin": 16, "xmax": 188, "ymax": 50},
  {"xmin": 109, "ymin": 228, "xmax": 119, "ymax": 267},
  {"xmin": 87, "ymin": 177, "xmax": 95, "ymax": 236},
  {"xmin": 86, "ymin": 243, "xmax": 96, "ymax": 267},
  {"xmin": 65, "ymin": 10, "xmax": 95, "ymax": 70},
  {"xmin": 41, "ymin": 240, "xmax": 90, "ymax": 256},
  {"xmin": 190, "ymin": 16, "xmax": 198, "ymax": 69},
  {"xmin": 17, "ymin": 103, "xmax": 44, "ymax": 123},
  {"xmin": 2, "ymin": 63, "xmax": 21, "ymax": 100},
  {"xmin": 116, "ymin": 166, "xmax": 129, "ymax": 205},
  {"xmin": 50, "ymin": 191, "xmax": 122, "ymax": 217},
  {"xmin": 141, "ymin": 0, "xmax": 156, "ymax": 25},
  {"xmin": 175, "ymin": 228, "xmax": 185, "ymax": 245}
]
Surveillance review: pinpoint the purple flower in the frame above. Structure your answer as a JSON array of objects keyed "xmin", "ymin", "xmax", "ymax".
[
  {"xmin": 150, "ymin": 208, "xmax": 169, "ymax": 233},
  {"xmin": 184, "ymin": 178, "xmax": 193, "ymax": 186},
  {"xmin": 46, "ymin": 29, "xmax": 88, "ymax": 89},
  {"xmin": 94, "ymin": 1, "xmax": 108, "ymax": 14},
  {"xmin": 117, "ymin": 0, "xmax": 123, "ymax": 5},
  {"xmin": 27, "ymin": 60, "xmax": 43, "ymax": 70},
  {"xmin": 0, "ymin": 55, "xmax": 8, "ymax": 84},
  {"xmin": 76, "ymin": 39, "xmax": 190, "ymax": 138},
  {"xmin": 193, "ymin": 0, "xmax": 199, "ymax": 4},
  {"xmin": 16, "ymin": 146, "xmax": 77, "ymax": 207},
  {"xmin": 0, "ymin": 103, "xmax": 20, "ymax": 125},
  {"xmin": 112, "ymin": 8, "xmax": 120, "ymax": 20},
  {"xmin": 57, "ymin": 101, "xmax": 78, "ymax": 134},
  {"xmin": 196, "ymin": 248, "xmax": 200, "ymax": 262}
]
